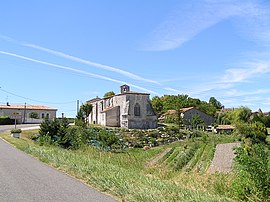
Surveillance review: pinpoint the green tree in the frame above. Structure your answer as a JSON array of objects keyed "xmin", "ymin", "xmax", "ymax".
[
  {"xmin": 190, "ymin": 115, "xmax": 205, "ymax": 128},
  {"xmin": 80, "ymin": 103, "xmax": 93, "ymax": 125},
  {"xmin": 226, "ymin": 107, "xmax": 252, "ymax": 124},
  {"xmin": 235, "ymin": 121, "xmax": 267, "ymax": 145},
  {"xmin": 103, "ymin": 91, "xmax": 115, "ymax": 98},
  {"xmin": 209, "ymin": 97, "xmax": 223, "ymax": 109},
  {"xmin": 233, "ymin": 144, "xmax": 270, "ymax": 201},
  {"xmin": 29, "ymin": 112, "xmax": 39, "ymax": 119},
  {"xmin": 75, "ymin": 103, "xmax": 92, "ymax": 127},
  {"xmin": 151, "ymin": 96, "xmax": 163, "ymax": 115}
]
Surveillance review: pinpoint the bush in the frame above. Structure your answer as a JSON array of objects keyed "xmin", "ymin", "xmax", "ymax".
[
  {"xmin": 10, "ymin": 128, "xmax": 22, "ymax": 133},
  {"xmin": 233, "ymin": 144, "xmax": 270, "ymax": 201},
  {"xmin": 92, "ymin": 129, "xmax": 124, "ymax": 151},
  {"xmin": 0, "ymin": 116, "xmax": 15, "ymax": 125},
  {"xmin": 173, "ymin": 143, "xmax": 200, "ymax": 171},
  {"xmin": 62, "ymin": 126, "xmax": 89, "ymax": 149},
  {"xmin": 235, "ymin": 122, "xmax": 267, "ymax": 144},
  {"xmin": 39, "ymin": 118, "xmax": 69, "ymax": 145}
]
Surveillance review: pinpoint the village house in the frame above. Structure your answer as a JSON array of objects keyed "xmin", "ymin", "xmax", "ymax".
[
  {"xmin": 0, "ymin": 103, "xmax": 57, "ymax": 124},
  {"xmin": 160, "ymin": 107, "xmax": 215, "ymax": 128},
  {"xmin": 87, "ymin": 85, "xmax": 157, "ymax": 129},
  {"xmin": 180, "ymin": 107, "xmax": 215, "ymax": 126}
]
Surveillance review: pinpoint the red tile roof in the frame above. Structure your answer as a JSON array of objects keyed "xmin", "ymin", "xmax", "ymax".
[
  {"xmin": 0, "ymin": 105, "xmax": 57, "ymax": 110},
  {"xmin": 180, "ymin": 107, "xmax": 194, "ymax": 112},
  {"xmin": 216, "ymin": 125, "xmax": 235, "ymax": 130}
]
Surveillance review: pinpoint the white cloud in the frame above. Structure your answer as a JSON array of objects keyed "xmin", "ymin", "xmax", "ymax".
[
  {"xmin": 163, "ymin": 87, "xmax": 184, "ymax": 94},
  {"xmin": 222, "ymin": 61, "xmax": 270, "ymax": 83},
  {"xmin": 0, "ymin": 50, "xmax": 158, "ymax": 95},
  {"xmin": 142, "ymin": 0, "xmax": 270, "ymax": 51},
  {"xmin": 224, "ymin": 89, "xmax": 270, "ymax": 97}
]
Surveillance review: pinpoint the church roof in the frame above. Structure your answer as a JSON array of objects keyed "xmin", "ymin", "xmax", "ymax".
[
  {"xmin": 116, "ymin": 91, "xmax": 150, "ymax": 96},
  {"xmin": 86, "ymin": 97, "xmax": 102, "ymax": 103}
]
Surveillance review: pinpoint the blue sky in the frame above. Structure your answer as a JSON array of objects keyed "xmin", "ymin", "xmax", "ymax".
[{"xmin": 1, "ymin": 0, "xmax": 270, "ymax": 117}]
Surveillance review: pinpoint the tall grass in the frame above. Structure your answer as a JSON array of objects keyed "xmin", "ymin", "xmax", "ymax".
[{"xmin": 1, "ymin": 130, "xmax": 235, "ymax": 202}]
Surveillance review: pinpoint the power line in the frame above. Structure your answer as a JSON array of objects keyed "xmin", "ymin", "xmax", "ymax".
[{"xmin": 0, "ymin": 87, "xmax": 76, "ymax": 105}]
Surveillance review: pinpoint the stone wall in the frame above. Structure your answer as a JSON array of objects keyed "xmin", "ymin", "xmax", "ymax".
[{"xmin": 103, "ymin": 106, "xmax": 120, "ymax": 127}]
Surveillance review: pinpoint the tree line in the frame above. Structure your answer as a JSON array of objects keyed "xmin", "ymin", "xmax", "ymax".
[{"xmin": 151, "ymin": 94, "xmax": 222, "ymax": 117}]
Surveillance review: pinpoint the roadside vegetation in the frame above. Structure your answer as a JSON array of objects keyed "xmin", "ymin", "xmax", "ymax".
[
  {"xmin": 1, "ymin": 126, "xmax": 236, "ymax": 202},
  {"xmin": 0, "ymin": 102, "xmax": 269, "ymax": 201}
]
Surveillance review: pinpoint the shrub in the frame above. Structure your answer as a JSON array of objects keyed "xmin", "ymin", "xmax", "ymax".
[
  {"xmin": 10, "ymin": 128, "xmax": 22, "ymax": 133},
  {"xmin": 61, "ymin": 126, "xmax": 89, "ymax": 149},
  {"xmin": 0, "ymin": 116, "xmax": 15, "ymax": 125},
  {"xmin": 173, "ymin": 143, "xmax": 200, "ymax": 171},
  {"xmin": 39, "ymin": 118, "xmax": 69, "ymax": 144},
  {"xmin": 92, "ymin": 129, "xmax": 122, "ymax": 150},
  {"xmin": 233, "ymin": 144, "xmax": 270, "ymax": 201},
  {"xmin": 235, "ymin": 122, "xmax": 267, "ymax": 144}
]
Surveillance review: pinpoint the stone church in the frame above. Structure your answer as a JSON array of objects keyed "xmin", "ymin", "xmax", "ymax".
[{"xmin": 87, "ymin": 85, "xmax": 157, "ymax": 129}]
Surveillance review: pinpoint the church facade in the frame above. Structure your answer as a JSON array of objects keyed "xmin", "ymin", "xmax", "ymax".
[{"xmin": 87, "ymin": 85, "xmax": 157, "ymax": 129}]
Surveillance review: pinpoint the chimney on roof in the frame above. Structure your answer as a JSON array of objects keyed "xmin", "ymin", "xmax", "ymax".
[{"xmin": 6, "ymin": 102, "xmax": 10, "ymax": 106}]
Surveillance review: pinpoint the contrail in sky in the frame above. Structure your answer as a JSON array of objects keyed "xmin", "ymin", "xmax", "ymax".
[
  {"xmin": 0, "ymin": 34, "xmax": 183, "ymax": 96},
  {"xmin": 23, "ymin": 43, "xmax": 160, "ymax": 85},
  {"xmin": 0, "ymin": 50, "xmax": 158, "ymax": 95}
]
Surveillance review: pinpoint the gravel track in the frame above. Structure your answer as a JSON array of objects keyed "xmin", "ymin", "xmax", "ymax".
[{"xmin": 208, "ymin": 142, "xmax": 240, "ymax": 173}]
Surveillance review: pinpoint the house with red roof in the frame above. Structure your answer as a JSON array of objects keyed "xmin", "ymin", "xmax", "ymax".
[{"xmin": 0, "ymin": 103, "xmax": 57, "ymax": 124}]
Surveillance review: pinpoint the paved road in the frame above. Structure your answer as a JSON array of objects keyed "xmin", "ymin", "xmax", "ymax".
[
  {"xmin": 208, "ymin": 142, "xmax": 240, "ymax": 173},
  {"xmin": 0, "ymin": 128, "xmax": 117, "ymax": 202},
  {"xmin": 0, "ymin": 124, "xmax": 40, "ymax": 133}
]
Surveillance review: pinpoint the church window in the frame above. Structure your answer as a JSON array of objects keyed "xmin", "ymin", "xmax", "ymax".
[{"xmin": 134, "ymin": 103, "xmax": 140, "ymax": 116}]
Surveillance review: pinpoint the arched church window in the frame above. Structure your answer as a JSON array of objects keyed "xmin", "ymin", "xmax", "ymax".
[{"xmin": 134, "ymin": 103, "xmax": 140, "ymax": 116}]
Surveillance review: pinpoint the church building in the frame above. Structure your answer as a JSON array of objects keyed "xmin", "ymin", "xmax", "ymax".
[{"xmin": 87, "ymin": 85, "xmax": 157, "ymax": 129}]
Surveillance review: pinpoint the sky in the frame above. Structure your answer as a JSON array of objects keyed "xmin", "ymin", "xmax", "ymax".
[{"xmin": 1, "ymin": 0, "xmax": 270, "ymax": 117}]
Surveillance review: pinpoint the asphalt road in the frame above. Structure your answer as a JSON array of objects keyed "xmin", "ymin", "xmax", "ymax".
[
  {"xmin": 0, "ymin": 126, "xmax": 117, "ymax": 202},
  {"xmin": 0, "ymin": 124, "xmax": 40, "ymax": 133}
]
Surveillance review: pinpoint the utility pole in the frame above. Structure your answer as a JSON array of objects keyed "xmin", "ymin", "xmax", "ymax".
[
  {"xmin": 76, "ymin": 100, "xmax": 79, "ymax": 115},
  {"xmin": 23, "ymin": 102, "xmax": 26, "ymax": 124}
]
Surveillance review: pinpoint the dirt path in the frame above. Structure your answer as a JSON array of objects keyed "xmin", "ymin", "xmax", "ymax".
[
  {"xmin": 148, "ymin": 148, "xmax": 172, "ymax": 166},
  {"xmin": 208, "ymin": 142, "xmax": 240, "ymax": 173}
]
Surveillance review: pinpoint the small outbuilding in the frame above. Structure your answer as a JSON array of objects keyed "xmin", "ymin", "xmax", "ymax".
[{"xmin": 214, "ymin": 125, "xmax": 235, "ymax": 134}]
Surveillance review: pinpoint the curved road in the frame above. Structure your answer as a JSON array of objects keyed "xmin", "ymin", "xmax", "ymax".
[{"xmin": 0, "ymin": 125, "xmax": 117, "ymax": 202}]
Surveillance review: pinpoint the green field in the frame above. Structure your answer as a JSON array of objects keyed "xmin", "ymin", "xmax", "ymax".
[{"xmin": 0, "ymin": 130, "xmax": 238, "ymax": 202}]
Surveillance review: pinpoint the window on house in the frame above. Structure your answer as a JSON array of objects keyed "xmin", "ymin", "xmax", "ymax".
[
  {"xmin": 46, "ymin": 113, "xmax": 49, "ymax": 119},
  {"xmin": 41, "ymin": 113, "xmax": 45, "ymax": 119},
  {"xmin": 134, "ymin": 103, "xmax": 140, "ymax": 116}
]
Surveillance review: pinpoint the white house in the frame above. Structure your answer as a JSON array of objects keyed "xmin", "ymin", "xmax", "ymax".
[{"xmin": 0, "ymin": 103, "xmax": 57, "ymax": 123}]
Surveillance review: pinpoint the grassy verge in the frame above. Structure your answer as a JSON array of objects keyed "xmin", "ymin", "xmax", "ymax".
[{"xmin": 0, "ymin": 130, "xmax": 236, "ymax": 202}]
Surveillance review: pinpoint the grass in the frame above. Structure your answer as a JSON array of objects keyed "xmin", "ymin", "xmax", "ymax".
[{"xmin": 0, "ymin": 130, "xmax": 237, "ymax": 202}]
